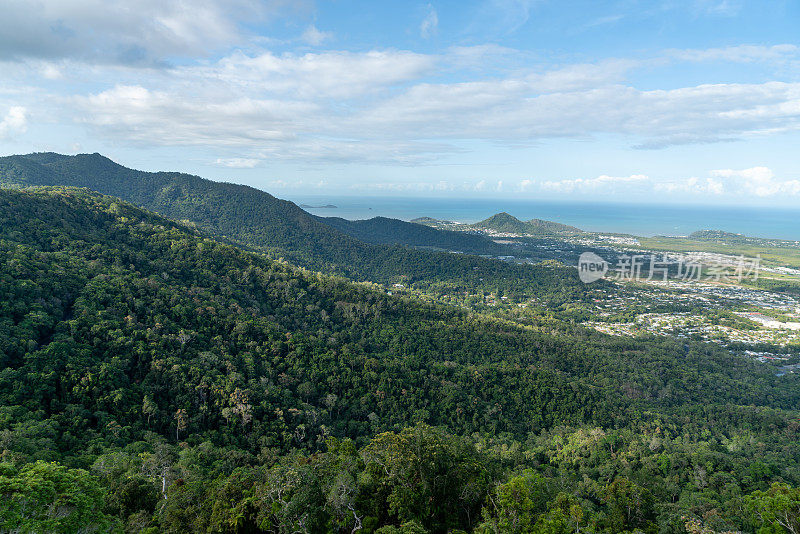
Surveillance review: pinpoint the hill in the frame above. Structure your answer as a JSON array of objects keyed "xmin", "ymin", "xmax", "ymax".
[
  {"xmin": 689, "ymin": 229, "xmax": 745, "ymax": 241},
  {"xmin": 474, "ymin": 212, "xmax": 530, "ymax": 233},
  {"xmin": 1, "ymin": 187, "xmax": 800, "ymax": 532},
  {"xmin": 473, "ymin": 211, "xmax": 583, "ymax": 236}
]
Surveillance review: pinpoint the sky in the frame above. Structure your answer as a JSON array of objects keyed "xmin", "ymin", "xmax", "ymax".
[{"xmin": 1, "ymin": 0, "xmax": 800, "ymax": 205}]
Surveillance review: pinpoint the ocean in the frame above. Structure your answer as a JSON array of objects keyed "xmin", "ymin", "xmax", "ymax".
[{"xmin": 288, "ymin": 195, "xmax": 800, "ymax": 241}]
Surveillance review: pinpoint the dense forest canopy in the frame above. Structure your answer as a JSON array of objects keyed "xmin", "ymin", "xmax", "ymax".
[{"xmin": 0, "ymin": 186, "xmax": 799, "ymax": 532}]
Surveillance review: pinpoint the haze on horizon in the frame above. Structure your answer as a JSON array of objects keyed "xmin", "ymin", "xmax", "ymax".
[{"xmin": 1, "ymin": 0, "xmax": 800, "ymax": 206}]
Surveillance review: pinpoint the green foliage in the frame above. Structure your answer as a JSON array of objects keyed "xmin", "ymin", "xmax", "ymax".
[
  {"xmin": 746, "ymin": 483, "xmax": 800, "ymax": 533},
  {"xmin": 477, "ymin": 470, "xmax": 552, "ymax": 533},
  {"xmin": 0, "ymin": 460, "xmax": 114, "ymax": 532},
  {"xmin": 361, "ymin": 425, "xmax": 490, "ymax": 531}
]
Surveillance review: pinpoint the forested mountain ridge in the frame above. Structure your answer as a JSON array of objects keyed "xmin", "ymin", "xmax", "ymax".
[
  {"xmin": 0, "ymin": 153, "xmax": 551, "ymax": 295},
  {"xmin": 316, "ymin": 215, "xmax": 501, "ymax": 254},
  {"xmin": 1, "ymin": 187, "xmax": 800, "ymax": 532}
]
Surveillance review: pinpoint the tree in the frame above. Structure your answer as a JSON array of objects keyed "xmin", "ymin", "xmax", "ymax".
[
  {"xmin": 361, "ymin": 424, "xmax": 490, "ymax": 532},
  {"xmin": 143, "ymin": 395, "xmax": 157, "ymax": 426},
  {"xmin": 321, "ymin": 438, "xmax": 365, "ymax": 533},
  {"xmin": 746, "ymin": 483, "xmax": 800, "ymax": 534},
  {"xmin": 175, "ymin": 408, "xmax": 188, "ymax": 442},
  {"xmin": 602, "ymin": 477, "xmax": 655, "ymax": 533},
  {"xmin": 478, "ymin": 470, "xmax": 552, "ymax": 533}
]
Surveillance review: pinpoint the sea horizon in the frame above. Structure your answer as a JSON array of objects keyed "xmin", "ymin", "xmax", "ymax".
[{"xmin": 289, "ymin": 195, "xmax": 800, "ymax": 241}]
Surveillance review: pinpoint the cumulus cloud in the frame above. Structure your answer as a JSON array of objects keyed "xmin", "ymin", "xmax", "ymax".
[
  {"xmin": 541, "ymin": 174, "xmax": 649, "ymax": 193},
  {"xmin": 0, "ymin": 106, "xmax": 27, "ymax": 138},
  {"xmin": 49, "ymin": 44, "xmax": 800, "ymax": 165},
  {"xmin": 711, "ymin": 167, "xmax": 800, "ymax": 197}
]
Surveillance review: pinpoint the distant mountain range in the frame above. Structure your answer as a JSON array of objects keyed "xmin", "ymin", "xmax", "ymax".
[{"xmin": 0, "ymin": 152, "xmax": 576, "ymax": 293}]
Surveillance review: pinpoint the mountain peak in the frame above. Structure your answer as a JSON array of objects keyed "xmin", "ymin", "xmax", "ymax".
[
  {"xmin": 475, "ymin": 212, "xmax": 528, "ymax": 232},
  {"xmin": 486, "ymin": 211, "xmax": 520, "ymax": 221},
  {"xmin": 71, "ymin": 152, "xmax": 124, "ymax": 168}
]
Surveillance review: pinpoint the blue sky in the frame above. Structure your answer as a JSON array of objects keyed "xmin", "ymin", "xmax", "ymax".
[{"xmin": 1, "ymin": 0, "xmax": 800, "ymax": 205}]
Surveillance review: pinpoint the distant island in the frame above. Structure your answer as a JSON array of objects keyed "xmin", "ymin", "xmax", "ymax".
[{"xmin": 300, "ymin": 203, "xmax": 338, "ymax": 209}]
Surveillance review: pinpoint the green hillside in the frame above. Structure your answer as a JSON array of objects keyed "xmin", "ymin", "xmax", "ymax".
[{"xmin": 1, "ymin": 188, "xmax": 799, "ymax": 532}]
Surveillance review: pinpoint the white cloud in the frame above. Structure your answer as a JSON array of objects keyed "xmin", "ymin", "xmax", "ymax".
[
  {"xmin": 56, "ymin": 50, "xmax": 800, "ymax": 164},
  {"xmin": 76, "ymin": 84, "xmax": 309, "ymax": 146},
  {"xmin": 214, "ymin": 157, "xmax": 262, "ymax": 168},
  {"xmin": 207, "ymin": 49, "xmax": 437, "ymax": 99},
  {"xmin": 360, "ymin": 78, "xmax": 800, "ymax": 147},
  {"xmin": 541, "ymin": 174, "xmax": 649, "ymax": 193},
  {"xmin": 301, "ymin": 25, "xmax": 332, "ymax": 46},
  {"xmin": 267, "ymin": 178, "xmax": 328, "ymax": 190},
  {"xmin": 420, "ymin": 5, "xmax": 438, "ymax": 38},
  {"xmin": 711, "ymin": 166, "xmax": 800, "ymax": 197},
  {"xmin": 654, "ymin": 177, "xmax": 724, "ymax": 195},
  {"xmin": 80, "ymin": 86, "xmax": 464, "ymax": 165},
  {"xmin": 669, "ymin": 44, "xmax": 799, "ymax": 63},
  {"xmin": 0, "ymin": 0, "xmax": 296, "ymax": 65},
  {"xmin": 39, "ymin": 63, "xmax": 64, "ymax": 79},
  {"xmin": 0, "ymin": 106, "xmax": 27, "ymax": 138}
]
